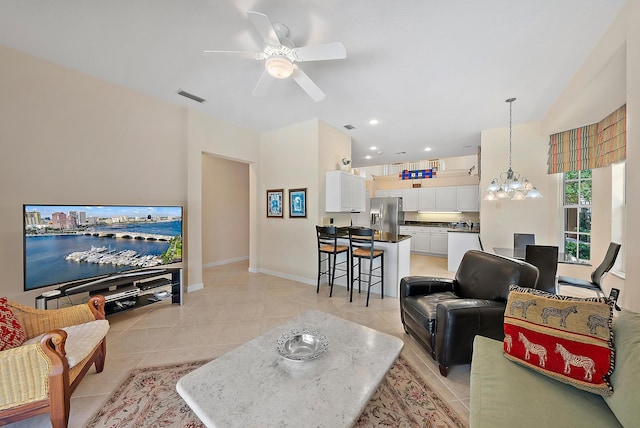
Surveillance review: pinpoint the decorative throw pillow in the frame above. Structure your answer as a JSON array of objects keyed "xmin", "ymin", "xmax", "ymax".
[
  {"xmin": 0, "ymin": 297, "xmax": 27, "ymax": 351},
  {"xmin": 503, "ymin": 285, "xmax": 614, "ymax": 396}
]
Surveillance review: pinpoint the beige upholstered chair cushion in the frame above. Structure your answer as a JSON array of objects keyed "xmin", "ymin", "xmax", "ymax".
[{"xmin": 23, "ymin": 319, "xmax": 109, "ymax": 368}]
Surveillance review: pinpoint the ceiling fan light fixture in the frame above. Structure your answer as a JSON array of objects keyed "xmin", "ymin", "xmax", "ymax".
[{"xmin": 265, "ymin": 56, "xmax": 293, "ymax": 79}]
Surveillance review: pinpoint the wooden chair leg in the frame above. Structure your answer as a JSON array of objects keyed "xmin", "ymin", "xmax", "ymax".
[
  {"xmin": 95, "ymin": 339, "xmax": 107, "ymax": 373},
  {"xmin": 49, "ymin": 374, "xmax": 70, "ymax": 428}
]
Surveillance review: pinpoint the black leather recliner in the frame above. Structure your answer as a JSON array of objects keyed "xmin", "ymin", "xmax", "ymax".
[{"xmin": 400, "ymin": 250, "xmax": 539, "ymax": 376}]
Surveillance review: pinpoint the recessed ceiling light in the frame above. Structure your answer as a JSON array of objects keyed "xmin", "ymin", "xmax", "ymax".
[
  {"xmin": 365, "ymin": 155, "xmax": 372, "ymax": 159},
  {"xmin": 369, "ymin": 119, "xmax": 379, "ymax": 125},
  {"xmin": 370, "ymin": 146, "xmax": 377, "ymax": 150},
  {"xmin": 424, "ymin": 147, "xmax": 432, "ymax": 152},
  {"xmin": 377, "ymin": 151, "xmax": 383, "ymax": 154}
]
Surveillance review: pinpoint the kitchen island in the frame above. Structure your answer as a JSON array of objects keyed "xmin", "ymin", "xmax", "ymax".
[
  {"xmin": 447, "ymin": 229, "xmax": 481, "ymax": 271},
  {"xmin": 331, "ymin": 228, "xmax": 411, "ymax": 299}
]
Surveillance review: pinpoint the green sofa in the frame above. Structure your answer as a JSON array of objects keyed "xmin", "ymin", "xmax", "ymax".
[{"xmin": 470, "ymin": 309, "xmax": 640, "ymax": 427}]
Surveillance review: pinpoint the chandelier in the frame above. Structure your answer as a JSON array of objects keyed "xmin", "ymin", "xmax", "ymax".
[{"xmin": 485, "ymin": 98, "xmax": 542, "ymax": 201}]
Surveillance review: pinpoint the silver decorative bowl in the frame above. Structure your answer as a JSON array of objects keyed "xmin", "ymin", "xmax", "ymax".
[{"xmin": 276, "ymin": 329, "xmax": 328, "ymax": 361}]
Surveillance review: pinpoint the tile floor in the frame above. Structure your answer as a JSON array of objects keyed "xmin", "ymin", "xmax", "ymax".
[{"xmin": 9, "ymin": 254, "xmax": 471, "ymax": 428}]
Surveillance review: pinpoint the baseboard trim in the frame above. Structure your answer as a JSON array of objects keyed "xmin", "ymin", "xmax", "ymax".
[
  {"xmin": 257, "ymin": 268, "xmax": 316, "ymax": 286},
  {"xmin": 186, "ymin": 283, "xmax": 204, "ymax": 293},
  {"xmin": 203, "ymin": 256, "xmax": 249, "ymax": 269}
]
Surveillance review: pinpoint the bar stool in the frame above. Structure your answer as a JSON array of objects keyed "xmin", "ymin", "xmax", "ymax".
[
  {"xmin": 316, "ymin": 226, "xmax": 349, "ymax": 297},
  {"xmin": 348, "ymin": 227, "xmax": 384, "ymax": 307}
]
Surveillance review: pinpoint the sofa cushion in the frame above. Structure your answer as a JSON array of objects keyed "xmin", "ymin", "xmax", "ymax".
[
  {"xmin": 23, "ymin": 319, "xmax": 109, "ymax": 368},
  {"xmin": 503, "ymin": 285, "xmax": 614, "ymax": 396},
  {"xmin": 471, "ymin": 336, "xmax": 622, "ymax": 428},
  {"xmin": 604, "ymin": 309, "xmax": 640, "ymax": 427},
  {"xmin": 0, "ymin": 297, "xmax": 27, "ymax": 351},
  {"xmin": 403, "ymin": 292, "xmax": 458, "ymax": 333}
]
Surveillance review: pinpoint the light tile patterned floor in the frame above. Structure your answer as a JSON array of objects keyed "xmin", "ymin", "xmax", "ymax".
[{"xmin": 8, "ymin": 254, "xmax": 471, "ymax": 427}]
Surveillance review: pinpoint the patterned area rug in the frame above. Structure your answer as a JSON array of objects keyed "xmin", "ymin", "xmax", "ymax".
[{"xmin": 85, "ymin": 356, "xmax": 467, "ymax": 428}]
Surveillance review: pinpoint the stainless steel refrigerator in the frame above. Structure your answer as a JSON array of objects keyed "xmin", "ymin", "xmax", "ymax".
[{"xmin": 369, "ymin": 197, "xmax": 404, "ymax": 235}]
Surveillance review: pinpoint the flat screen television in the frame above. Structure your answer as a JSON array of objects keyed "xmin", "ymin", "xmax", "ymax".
[{"xmin": 23, "ymin": 204, "xmax": 183, "ymax": 291}]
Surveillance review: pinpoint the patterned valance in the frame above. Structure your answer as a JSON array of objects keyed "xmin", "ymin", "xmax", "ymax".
[{"xmin": 547, "ymin": 105, "xmax": 626, "ymax": 174}]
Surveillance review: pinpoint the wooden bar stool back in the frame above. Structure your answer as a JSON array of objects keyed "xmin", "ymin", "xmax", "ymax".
[
  {"xmin": 316, "ymin": 226, "xmax": 349, "ymax": 297},
  {"xmin": 348, "ymin": 227, "xmax": 384, "ymax": 307}
]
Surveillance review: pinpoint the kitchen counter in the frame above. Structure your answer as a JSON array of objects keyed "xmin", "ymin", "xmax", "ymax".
[
  {"xmin": 448, "ymin": 230, "xmax": 482, "ymax": 271},
  {"xmin": 329, "ymin": 226, "xmax": 411, "ymax": 298},
  {"xmin": 403, "ymin": 221, "xmax": 480, "ymax": 233},
  {"xmin": 334, "ymin": 226, "xmax": 411, "ymax": 243},
  {"xmin": 447, "ymin": 228, "xmax": 480, "ymax": 233}
]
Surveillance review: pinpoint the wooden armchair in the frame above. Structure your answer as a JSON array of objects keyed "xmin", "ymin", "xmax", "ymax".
[{"xmin": 0, "ymin": 296, "xmax": 108, "ymax": 428}]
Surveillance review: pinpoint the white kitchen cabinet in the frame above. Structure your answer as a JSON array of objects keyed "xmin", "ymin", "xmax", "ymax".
[
  {"xmin": 350, "ymin": 174, "xmax": 365, "ymax": 212},
  {"xmin": 456, "ymin": 185, "xmax": 479, "ymax": 212},
  {"xmin": 402, "ymin": 188, "xmax": 419, "ymax": 211},
  {"xmin": 435, "ymin": 187, "xmax": 457, "ymax": 212},
  {"xmin": 429, "ymin": 228, "xmax": 449, "ymax": 255},
  {"xmin": 388, "ymin": 189, "xmax": 404, "ymax": 198},
  {"xmin": 400, "ymin": 226, "xmax": 415, "ymax": 251},
  {"xmin": 400, "ymin": 226, "xmax": 431, "ymax": 253},
  {"xmin": 418, "ymin": 188, "xmax": 436, "ymax": 212},
  {"xmin": 375, "ymin": 190, "xmax": 390, "ymax": 197},
  {"xmin": 326, "ymin": 171, "xmax": 365, "ymax": 212},
  {"xmin": 415, "ymin": 232, "xmax": 431, "ymax": 253}
]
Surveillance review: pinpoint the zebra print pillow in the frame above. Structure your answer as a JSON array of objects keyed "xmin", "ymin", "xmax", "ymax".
[{"xmin": 503, "ymin": 285, "xmax": 615, "ymax": 396}]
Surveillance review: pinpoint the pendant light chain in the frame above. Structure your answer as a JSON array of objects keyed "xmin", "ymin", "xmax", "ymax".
[
  {"xmin": 484, "ymin": 97, "xmax": 543, "ymax": 200},
  {"xmin": 507, "ymin": 97, "xmax": 515, "ymax": 170}
]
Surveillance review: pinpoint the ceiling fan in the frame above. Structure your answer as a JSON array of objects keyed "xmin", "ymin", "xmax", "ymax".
[{"xmin": 204, "ymin": 11, "xmax": 347, "ymax": 102}]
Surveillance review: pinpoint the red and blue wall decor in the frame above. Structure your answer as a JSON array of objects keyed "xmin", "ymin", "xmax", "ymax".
[{"xmin": 400, "ymin": 169, "xmax": 435, "ymax": 180}]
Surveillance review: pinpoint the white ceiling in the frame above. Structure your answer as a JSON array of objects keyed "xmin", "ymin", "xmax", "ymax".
[{"xmin": 0, "ymin": 0, "xmax": 626, "ymax": 167}]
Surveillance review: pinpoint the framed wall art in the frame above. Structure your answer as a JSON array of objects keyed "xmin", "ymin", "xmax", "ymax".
[
  {"xmin": 266, "ymin": 189, "xmax": 284, "ymax": 218},
  {"xmin": 289, "ymin": 188, "xmax": 307, "ymax": 218}
]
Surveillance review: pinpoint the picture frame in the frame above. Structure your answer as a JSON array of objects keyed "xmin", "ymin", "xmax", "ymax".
[
  {"xmin": 289, "ymin": 188, "xmax": 307, "ymax": 218},
  {"xmin": 266, "ymin": 189, "xmax": 284, "ymax": 218}
]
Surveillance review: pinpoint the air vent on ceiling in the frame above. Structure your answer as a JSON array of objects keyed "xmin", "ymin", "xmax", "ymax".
[
  {"xmin": 177, "ymin": 90, "xmax": 206, "ymax": 104},
  {"xmin": 343, "ymin": 124, "xmax": 355, "ymax": 130}
]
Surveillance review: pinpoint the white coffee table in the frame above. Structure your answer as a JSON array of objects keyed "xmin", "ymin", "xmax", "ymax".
[{"xmin": 176, "ymin": 309, "xmax": 404, "ymax": 427}]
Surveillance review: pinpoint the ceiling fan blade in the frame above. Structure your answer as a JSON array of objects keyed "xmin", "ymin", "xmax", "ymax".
[
  {"xmin": 292, "ymin": 68, "xmax": 325, "ymax": 102},
  {"xmin": 293, "ymin": 42, "xmax": 347, "ymax": 62},
  {"xmin": 247, "ymin": 11, "xmax": 281, "ymax": 47},
  {"xmin": 252, "ymin": 70, "xmax": 273, "ymax": 97},
  {"xmin": 203, "ymin": 50, "xmax": 258, "ymax": 59}
]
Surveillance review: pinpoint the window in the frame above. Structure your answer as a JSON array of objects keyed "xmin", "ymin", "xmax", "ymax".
[{"xmin": 563, "ymin": 170, "xmax": 592, "ymax": 262}]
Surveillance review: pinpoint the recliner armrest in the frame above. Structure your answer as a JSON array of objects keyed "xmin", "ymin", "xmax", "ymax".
[
  {"xmin": 400, "ymin": 276, "xmax": 455, "ymax": 298},
  {"xmin": 434, "ymin": 299, "xmax": 507, "ymax": 368}
]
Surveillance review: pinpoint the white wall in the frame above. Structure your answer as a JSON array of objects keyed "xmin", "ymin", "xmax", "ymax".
[
  {"xmin": 255, "ymin": 119, "xmax": 351, "ymax": 284},
  {"xmin": 186, "ymin": 109, "xmax": 259, "ymax": 291},
  {"xmin": 202, "ymin": 155, "xmax": 250, "ymax": 267},
  {"xmin": 0, "ymin": 46, "xmax": 188, "ymax": 305},
  {"xmin": 480, "ymin": 122, "xmax": 561, "ymax": 250},
  {"xmin": 539, "ymin": 0, "xmax": 639, "ymax": 311}
]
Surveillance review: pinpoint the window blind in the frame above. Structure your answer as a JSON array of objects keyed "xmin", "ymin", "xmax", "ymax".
[{"xmin": 547, "ymin": 104, "xmax": 626, "ymax": 174}]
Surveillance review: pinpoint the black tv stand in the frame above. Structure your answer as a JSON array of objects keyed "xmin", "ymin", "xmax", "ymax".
[{"xmin": 35, "ymin": 267, "xmax": 182, "ymax": 315}]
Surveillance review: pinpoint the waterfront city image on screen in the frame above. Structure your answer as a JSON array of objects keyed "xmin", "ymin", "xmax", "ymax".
[{"xmin": 23, "ymin": 205, "xmax": 183, "ymax": 291}]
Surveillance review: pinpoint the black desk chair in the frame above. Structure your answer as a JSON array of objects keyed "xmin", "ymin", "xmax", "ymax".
[
  {"xmin": 514, "ymin": 233, "xmax": 535, "ymax": 251},
  {"xmin": 557, "ymin": 242, "xmax": 621, "ymax": 299},
  {"xmin": 525, "ymin": 245, "xmax": 559, "ymax": 294},
  {"xmin": 316, "ymin": 226, "xmax": 349, "ymax": 297},
  {"xmin": 348, "ymin": 227, "xmax": 384, "ymax": 307}
]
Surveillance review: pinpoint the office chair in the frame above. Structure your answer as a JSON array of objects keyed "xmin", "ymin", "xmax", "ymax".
[
  {"xmin": 557, "ymin": 242, "xmax": 621, "ymax": 298},
  {"xmin": 513, "ymin": 233, "xmax": 535, "ymax": 258},
  {"xmin": 525, "ymin": 245, "xmax": 559, "ymax": 294}
]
